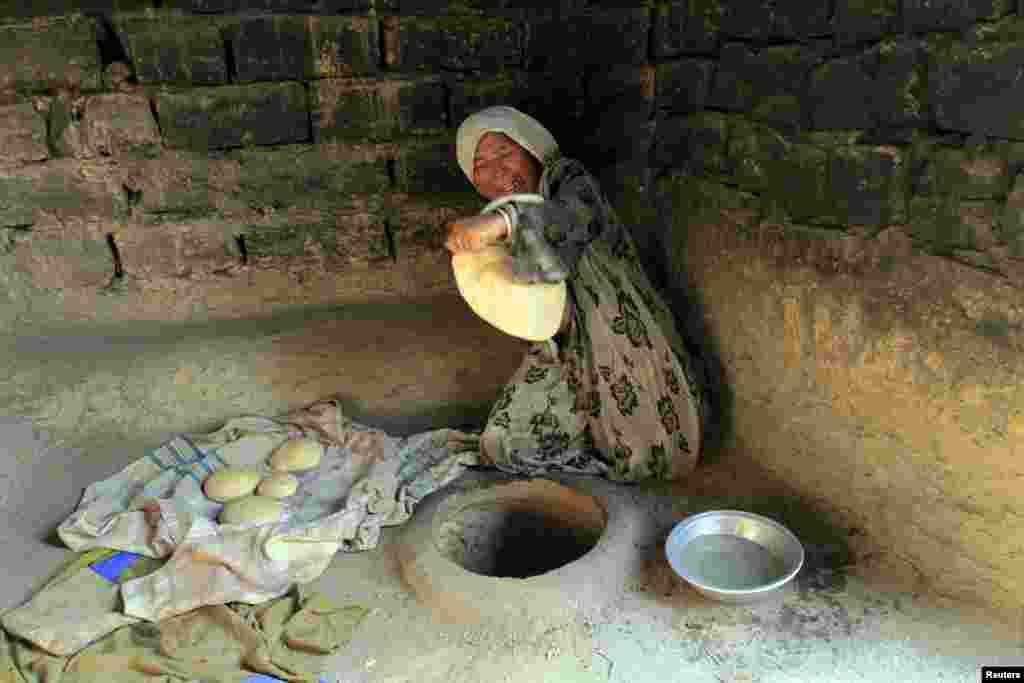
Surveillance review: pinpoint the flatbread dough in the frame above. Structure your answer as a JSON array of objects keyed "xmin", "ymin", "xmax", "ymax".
[
  {"xmin": 219, "ymin": 495, "xmax": 284, "ymax": 526},
  {"xmin": 203, "ymin": 467, "xmax": 261, "ymax": 503},
  {"xmin": 257, "ymin": 472, "xmax": 299, "ymax": 499},
  {"xmin": 268, "ymin": 438, "xmax": 323, "ymax": 472}
]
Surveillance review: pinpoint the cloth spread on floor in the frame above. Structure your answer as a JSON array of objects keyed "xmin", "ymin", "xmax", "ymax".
[
  {"xmin": 2, "ymin": 398, "xmax": 480, "ymax": 662},
  {"xmin": 0, "ymin": 544, "xmax": 367, "ymax": 683}
]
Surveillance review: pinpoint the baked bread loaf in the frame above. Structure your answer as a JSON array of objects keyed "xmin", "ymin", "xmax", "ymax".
[
  {"xmin": 219, "ymin": 495, "xmax": 284, "ymax": 526},
  {"xmin": 203, "ymin": 467, "xmax": 261, "ymax": 503},
  {"xmin": 257, "ymin": 472, "xmax": 299, "ymax": 499}
]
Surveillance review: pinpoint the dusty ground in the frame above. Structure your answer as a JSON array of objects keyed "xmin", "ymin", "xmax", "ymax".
[{"xmin": 0, "ymin": 420, "xmax": 1021, "ymax": 683}]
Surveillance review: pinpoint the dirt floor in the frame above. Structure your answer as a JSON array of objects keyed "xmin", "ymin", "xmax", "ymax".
[{"xmin": 3, "ymin": 417, "xmax": 1020, "ymax": 683}]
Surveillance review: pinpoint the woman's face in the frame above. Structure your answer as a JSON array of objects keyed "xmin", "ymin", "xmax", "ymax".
[{"xmin": 471, "ymin": 132, "xmax": 542, "ymax": 202}]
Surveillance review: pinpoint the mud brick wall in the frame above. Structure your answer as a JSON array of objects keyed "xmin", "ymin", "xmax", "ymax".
[{"xmin": 0, "ymin": 0, "xmax": 638, "ymax": 331}]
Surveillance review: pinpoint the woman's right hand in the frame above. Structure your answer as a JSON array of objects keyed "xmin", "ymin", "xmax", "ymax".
[{"xmin": 444, "ymin": 213, "xmax": 508, "ymax": 254}]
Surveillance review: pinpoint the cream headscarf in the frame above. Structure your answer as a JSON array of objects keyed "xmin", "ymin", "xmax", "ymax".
[{"xmin": 455, "ymin": 106, "xmax": 560, "ymax": 184}]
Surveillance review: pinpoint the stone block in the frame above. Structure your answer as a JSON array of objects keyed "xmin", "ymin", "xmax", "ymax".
[
  {"xmin": 82, "ymin": 93, "xmax": 161, "ymax": 159},
  {"xmin": 871, "ymin": 38, "xmax": 927, "ymax": 128},
  {"xmin": 998, "ymin": 173, "xmax": 1024, "ymax": 258},
  {"xmin": 724, "ymin": 117, "xmax": 791, "ymax": 192},
  {"xmin": 45, "ymin": 95, "xmax": 91, "ymax": 160},
  {"xmin": 385, "ymin": 194, "xmax": 479, "ymax": 262},
  {"xmin": 311, "ymin": 77, "xmax": 445, "ymax": 143},
  {"xmin": 387, "ymin": 13, "xmax": 522, "ymax": 73},
  {"xmin": 653, "ymin": 0, "xmax": 723, "ymax": 58},
  {"xmin": 719, "ymin": 0, "xmax": 833, "ymax": 41},
  {"xmin": 652, "ymin": 112, "xmax": 729, "ymax": 175},
  {"xmin": 163, "ymin": 0, "xmax": 239, "ymax": 11},
  {"xmin": 584, "ymin": 64, "xmax": 656, "ymax": 166},
  {"xmin": 825, "ymin": 146, "xmax": 905, "ymax": 228},
  {"xmin": 228, "ymin": 15, "xmax": 378, "ymax": 83},
  {"xmin": 0, "ymin": 103, "xmax": 48, "ymax": 167},
  {"xmin": 392, "ymin": 138, "xmax": 471, "ymax": 197},
  {"xmin": 834, "ymin": 0, "xmax": 900, "ymax": 46},
  {"xmin": 0, "ymin": 160, "xmax": 127, "ymax": 229},
  {"xmin": 237, "ymin": 205, "xmax": 390, "ymax": 264},
  {"xmin": 0, "ymin": 0, "xmax": 156, "ymax": 22},
  {"xmin": 12, "ymin": 215, "xmax": 115, "ymax": 290},
  {"xmin": 226, "ymin": 143, "xmax": 392, "ymax": 211},
  {"xmin": 657, "ymin": 59, "xmax": 713, "ymax": 114},
  {"xmin": 447, "ymin": 71, "xmax": 586, "ymax": 139},
  {"xmin": 120, "ymin": 150, "xmax": 236, "ymax": 219},
  {"xmin": 708, "ymin": 43, "xmax": 823, "ymax": 114},
  {"xmin": 807, "ymin": 55, "xmax": 875, "ymax": 130},
  {"xmin": 526, "ymin": 8, "xmax": 648, "ymax": 69},
  {"xmin": 154, "ymin": 83, "xmax": 309, "ymax": 151},
  {"xmin": 0, "ymin": 15, "xmax": 101, "ymax": 95},
  {"xmin": 915, "ymin": 147, "xmax": 1010, "ymax": 198},
  {"xmin": 904, "ymin": 0, "xmax": 1011, "ymax": 34},
  {"xmin": 116, "ymin": 219, "xmax": 237, "ymax": 280},
  {"xmin": 908, "ymin": 195, "xmax": 974, "ymax": 252},
  {"xmin": 927, "ymin": 27, "xmax": 1024, "ymax": 139},
  {"xmin": 119, "ymin": 15, "xmax": 229, "ymax": 85}
]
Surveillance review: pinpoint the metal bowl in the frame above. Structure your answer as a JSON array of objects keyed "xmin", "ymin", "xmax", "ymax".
[{"xmin": 665, "ymin": 510, "xmax": 804, "ymax": 603}]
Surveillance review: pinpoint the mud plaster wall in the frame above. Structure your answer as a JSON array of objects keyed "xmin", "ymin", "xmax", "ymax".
[{"xmin": 645, "ymin": 1, "xmax": 1024, "ymax": 615}]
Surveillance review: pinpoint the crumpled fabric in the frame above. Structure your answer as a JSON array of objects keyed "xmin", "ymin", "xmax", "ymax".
[
  {"xmin": 0, "ymin": 548, "xmax": 366, "ymax": 683},
  {"xmin": 5, "ymin": 398, "xmax": 478, "ymax": 652}
]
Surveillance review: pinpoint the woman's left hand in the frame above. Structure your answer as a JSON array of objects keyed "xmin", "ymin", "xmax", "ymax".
[{"xmin": 444, "ymin": 213, "xmax": 507, "ymax": 254}]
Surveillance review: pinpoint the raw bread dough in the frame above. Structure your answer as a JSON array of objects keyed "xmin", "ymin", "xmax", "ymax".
[
  {"xmin": 268, "ymin": 438, "xmax": 323, "ymax": 472},
  {"xmin": 257, "ymin": 472, "xmax": 299, "ymax": 499},
  {"xmin": 219, "ymin": 495, "xmax": 284, "ymax": 526},
  {"xmin": 203, "ymin": 467, "xmax": 261, "ymax": 503}
]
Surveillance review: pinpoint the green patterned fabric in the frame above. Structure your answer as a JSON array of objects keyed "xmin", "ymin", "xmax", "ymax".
[{"xmin": 480, "ymin": 157, "xmax": 708, "ymax": 482}]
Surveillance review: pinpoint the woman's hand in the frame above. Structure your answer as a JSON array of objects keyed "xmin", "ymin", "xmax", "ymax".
[{"xmin": 444, "ymin": 213, "xmax": 508, "ymax": 254}]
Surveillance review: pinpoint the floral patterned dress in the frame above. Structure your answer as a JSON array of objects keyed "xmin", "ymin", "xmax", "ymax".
[{"xmin": 478, "ymin": 155, "xmax": 708, "ymax": 482}]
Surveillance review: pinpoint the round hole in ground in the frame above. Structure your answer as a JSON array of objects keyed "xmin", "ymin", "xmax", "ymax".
[{"xmin": 435, "ymin": 480, "xmax": 607, "ymax": 579}]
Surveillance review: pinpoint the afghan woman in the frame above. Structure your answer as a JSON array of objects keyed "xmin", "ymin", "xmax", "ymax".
[{"xmin": 445, "ymin": 106, "xmax": 709, "ymax": 483}]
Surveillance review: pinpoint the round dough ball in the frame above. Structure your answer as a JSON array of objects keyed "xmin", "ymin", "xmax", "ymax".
[
  {"xmin": 219, "ymin": 495, "xmax": 284, "ymax": 526},
  {"xmin": 268, "ymin": 438, "xmax": 323, "ymax": 472},
  {"xmin": 257, "ymin": 472, "xmax": 299, "ymax": 499},
  {"xmin": 204, "ymin": 467, "xmax": 261, "ymax": 503}
]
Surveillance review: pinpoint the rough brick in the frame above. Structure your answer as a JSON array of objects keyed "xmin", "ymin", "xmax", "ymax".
[
  {"xmin": 708, "ymin": 43, "xmax": 823, "ymax": 115},
  {"xmin": 154, "ymin": 83, "xmax": 309, "ymax": 151},
  {"xmin": 229, "ymin": 15, "xmax": 377, "ymax": 83},
  {"xmin": 998, "ymin": 172, "xmax": 1024, "ymax": 258},
  {"xmin": 12, "ymin": 215, "xmax": 115, "ymax": 290},
  {"xmin": 527, "ymin": 8, "xmax": 648, "ymax": 69},
  {"xmin": 0, "ymin": 103, "xmax": 48, "ymax": 166},
  {"xmin": 807, "ymin": 55, "xmax": 875, "ymax": 130},
  {"xmin": 724, "ymin": 117, "xmax": 793, "ymax": 192},
  {"xmin": 653, "ymin": 0, "xmax": 723, "ymax": 58},
  {"xmin": 825, "ymin": 146, "xmax": 905, "ymax": 228},
  {"xmin": 0, "ymin": 16, "xmax": 101, "ymax": 95},
  {"xmin": 393, "ymin": 138, "xmax": 471, "ymax": 197},
  {"xmin": 237, "ymin": 205, "xmax": 390, "ymax": 265},
  {"xmin": 904, "ymin": 0, "xmax": 1011, "ymax": 34},
  {"xmin": 447, "ymin": 71, "xmax": 585, "ymax": 136},
  {"xmin": 834, "ymin": 0, "xmax": 900, "ymax": 46},
  {"xmin": 927, "ymin": 27, "xmax": 1024, "ymax": 139},
  {"xmin": 657, "ymin": 59, "xmax": 713, "ymax": 115},
  {"xmin": 389, "ymin": 14, "xmax": 522, "ymax": 73},
  {"xmin": 116, "ymin": 219, "xmax": 237, "ymax": 280},
  {"xmin": 83, "ymin": 93, "xmax": 161, "ymax": 159},
  {"xmin": 119, "ymin": 15, "xmax": 229, "ymax": 85},
  {"xmin": 909, "ymin": 195, "xmax": 979, "ymax": 253},
  {"xmin": 0, "ymin": 160, "xmax": 127, "ymax": 229},
  {"xmin": 120, "ymin": 150, "xmax": 235, "ymax": 219},
  {"xmin": 385, "ymin": 194, "xmax": 480, "ymax": 262},
  {"xmin": 720, "ymin": 0, "xmax": 833, "ymax": 41},
  {"xmin": 871, "ymin": 38, "xmax": 927, "ymax": 129},
  {"xmin": 652, "ymin": 112, "xmax": 729, "ymax": 174},
  {"xmin": 163, "ymin": 0, "xmax": 239, "ymax": 11},
  {"xmin": 0, "ymin": 1, "xmax": 157, "ymax": 22},
  {"xmin": 917, "ymin": 148, "xmax": 1010, "ymax": 199},
  {"xmin": 312, "ymin": 77, "xmax": 445, "ymax": 143},
  {"xmin": 226, "ymin": 143, "xmax": 392, "ymax": 211}
]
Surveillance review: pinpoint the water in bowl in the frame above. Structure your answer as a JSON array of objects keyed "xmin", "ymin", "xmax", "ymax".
[{"xmin": 680, "ymin": 533, "xmax": 787, "ymax": 590}]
